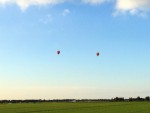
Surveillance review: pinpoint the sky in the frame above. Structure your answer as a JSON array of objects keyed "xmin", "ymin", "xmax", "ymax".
[{"xmin": 0, "ymin": 0, "xmax": 150, "ymax": 99}]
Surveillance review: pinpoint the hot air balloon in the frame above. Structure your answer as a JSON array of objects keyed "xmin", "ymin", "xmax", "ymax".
[
  {"xmin": 57, "ymin": 50, "xmax": 60, "ymax": 55},
  {"xmin": 96, "ymin": 52, "xmax": 100, "ymax": 56}
]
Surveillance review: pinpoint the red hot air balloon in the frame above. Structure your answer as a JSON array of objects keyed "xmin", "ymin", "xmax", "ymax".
[
  {"xmin": 57, "ymin": 50, "xmax": 60, "ymax": 55},
  {"xmin": 96, "ymin": 52, "xmax": 100, "ymax": 56}
]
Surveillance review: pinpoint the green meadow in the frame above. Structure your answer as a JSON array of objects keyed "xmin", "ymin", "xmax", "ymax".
[{"xmin": 0, "ymin": 102, "xmax": 150, "ymax": 113}]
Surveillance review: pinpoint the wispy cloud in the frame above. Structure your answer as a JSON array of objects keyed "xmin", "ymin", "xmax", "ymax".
[
  {"xmin": 114, "ymin": 0, "xmax": 150, "ymax": 16},
  {"xmin": 39, "ymin": 14, "xmax": 53, "ymax": 24},
  {"xmin": 61, "ymin": 9, "xmax": 70, "ymax": 16},
  {"xmin": 81, "ymin": 0, "xmax": 109, "ymax": 5}
]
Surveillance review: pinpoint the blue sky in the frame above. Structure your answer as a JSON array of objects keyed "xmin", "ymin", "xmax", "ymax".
[{"xmin": 0, "ymin": 0, "xmax": 150, "ymax": 99}]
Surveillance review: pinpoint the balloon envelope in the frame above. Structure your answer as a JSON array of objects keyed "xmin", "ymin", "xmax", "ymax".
[
  {"xmin": 96, "ymin": 52, "xmax": 100, "ymax": 56},
  {"xmin": 57, "ymin": 51, "xmax": 60, "ymax": 55}
]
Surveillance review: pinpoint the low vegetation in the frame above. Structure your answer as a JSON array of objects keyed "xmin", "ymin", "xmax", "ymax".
[{"xmin": 0, "ymin": 102, "xmax": 150, "ymax": 113}]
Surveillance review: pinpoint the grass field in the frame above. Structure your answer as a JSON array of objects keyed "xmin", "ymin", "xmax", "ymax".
[{"xmin": 0, "ymin": 102, "xmax": 150, "ymax": 113}]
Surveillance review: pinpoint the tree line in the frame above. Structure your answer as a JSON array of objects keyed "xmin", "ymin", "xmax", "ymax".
[{"xmin": 0, "ymin": 96, "xmax": 149, "ymax": 104}]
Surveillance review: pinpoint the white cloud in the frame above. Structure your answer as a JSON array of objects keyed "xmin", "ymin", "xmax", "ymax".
[
  {"xmin": 62, "ymin": 9, "xmax": 70, "ymax": 16},
  {"xmin": 0, "ymin": 0, "xmax": 150, "ymax": 17},
  {"xmin": 0, "ymin": 0, "xmax": 109, "ymax": 11},
  {"xmin": 0, "ymin": 0, "xmax": 66, "ymax": 11},
  {"xmin": 115, "ymin": 0, "xmax": 150, "ymax": 16}
]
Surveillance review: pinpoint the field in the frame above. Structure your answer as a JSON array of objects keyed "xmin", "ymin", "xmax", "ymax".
[{"xmin": 0, "ymin": 102, "xmax": 150, "ymax": 113}]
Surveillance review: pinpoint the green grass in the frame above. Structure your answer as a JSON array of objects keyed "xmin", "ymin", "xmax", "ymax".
[{"xmin": 0, "ymin": 102, "xmax": 150, "ymax": 113}]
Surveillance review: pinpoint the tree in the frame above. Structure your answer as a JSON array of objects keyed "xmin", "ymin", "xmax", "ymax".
[
  {"xmin": 129, "ymin": 97, "xmax": 133, "ymax": 101},
  {"xmin": 145, "ymin": 96, "xmax": 150, "ymax": 101}
]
